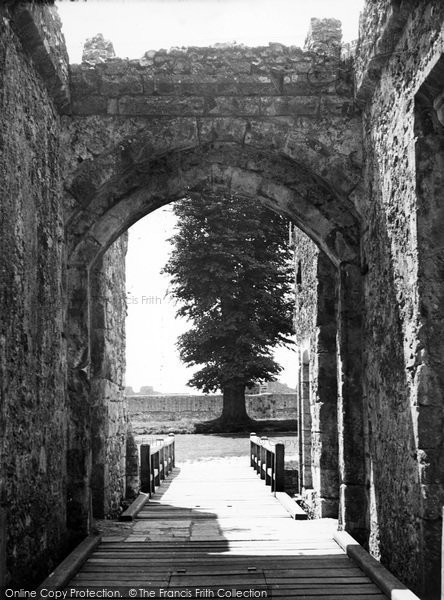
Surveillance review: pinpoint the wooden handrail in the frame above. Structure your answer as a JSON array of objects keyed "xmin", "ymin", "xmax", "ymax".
[
  {"xmin": 250, "ymin": 432, "xmax": 284, "ymax": 495},
  {"xmin": 140, "ymin": 433, "xmax": 175, "ymax": 496}
]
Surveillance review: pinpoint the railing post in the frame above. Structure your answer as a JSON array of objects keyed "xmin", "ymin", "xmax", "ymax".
[
  {"xmin": 169, "ymin": 433, "xmax": 175, "ymax": 467},
  {"xmin": 125, "ymin": 430, "xmax": 140, "ymax": 499},
  {"xmin": 249, "ymin": 436, "xmax": 286, "ymax": 496},
  {"xmin": 265, "ymin": 447, "xmax": 272, "ymax": 486},
  {"xmin": 250, "ymin": 432, "xmax": 256, "ymax": 468},
  {"xmin": 154, "ymin": 449, "xmax": 160, "ymax": 487},
  {"xmin": 274, "ymin": 443, "xmax": 285, "ymax": 494},
  {"xmin": 168, "ymin": 440, "xmax": 172, "ymax": 474},
  {"xmin": 260, "ymin": 436, "xmax": 268, "ymax": 480},
  {"xmin": 140, "ymin": 444, "xmax": 151, "ymax": 495},
  {"xmin": 158, "ymin": 439, "xmax": 165, "ymax": 481},
  {"xmin": 150, "ymin": 452, "xmax": 155, "ymax": 494},
  {"xmin": 166, "ymin": 443, "xmax": 169, "ymax": 476}
]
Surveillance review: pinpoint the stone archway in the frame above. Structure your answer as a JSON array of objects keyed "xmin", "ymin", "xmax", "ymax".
[
  {"xmin": 64, "ymin": 133, "xmax": 367, "ymax": 544},
  {"xmin": 61, "ymin": 24, "xmax": 368, "ymax": 543},
  {"xmin": 68, "ymin": 143, "xmax": 360, "ymax": 267}
]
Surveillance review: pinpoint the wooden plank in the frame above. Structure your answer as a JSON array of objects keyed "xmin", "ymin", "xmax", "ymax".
[
  {"xmin": 334, "ymin": 530, "xmax": 421, "ymax": 600},
  {"xmin": 120, "ymin": 492, "xmax": 149, "ymax": 521},
  {"xmin": 275, "ymin": 491, "xmax": 308, "ymax": 519},
  {"xmin": 61, "ymin": 457, "xmax": 393, "ymax": 600},
  {"xmin": 88, "ymin": 554, "xmax": 351, "ymax": 562},
  {"xmin": 37, "ymin": 535, "xmax": 101, "ymax": 591}
]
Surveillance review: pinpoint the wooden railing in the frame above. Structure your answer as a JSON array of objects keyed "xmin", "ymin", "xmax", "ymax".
[
  {"xmin": 140, "ymin": 434, "xmax": 175, "ymax": 496},
  {"xmin": 250, "ymin": 433, "xmax": 284, "ymax": 495}
]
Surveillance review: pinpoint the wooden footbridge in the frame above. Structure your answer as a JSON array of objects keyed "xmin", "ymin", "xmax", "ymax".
[
  {"xmin": 60, "ymin": 439, "xmax": 393, "ymax": 600},
  {"xmin": 38, "ymin": 436, "xmax": 420, "ymax": 599}
]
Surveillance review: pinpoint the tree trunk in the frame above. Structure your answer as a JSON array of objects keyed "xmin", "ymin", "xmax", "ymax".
[
  {"xmin": 221, "ymin": 382, "xmax": 248, "ymax": 424},
  {"xmin": 195, "ymin": 382, "xmax": 297, "ymax": 433},
  {"xmin": 195, "ymin": 383, "xmax": 255, "ymax": 433}
]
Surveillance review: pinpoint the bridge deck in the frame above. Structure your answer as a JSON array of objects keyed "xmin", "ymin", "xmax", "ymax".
[{"xmin": 67, "ymin": 457, "xmax": 386, "ymax": 599}]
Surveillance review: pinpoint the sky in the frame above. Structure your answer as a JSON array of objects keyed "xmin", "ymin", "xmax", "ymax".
[
  {"xmin": 56, "ymin": 0, "xmax": 364, "ymax": 393},
  {"xmin": 57, "ymin": 0, "xmax": 364, "ymax": 64}
]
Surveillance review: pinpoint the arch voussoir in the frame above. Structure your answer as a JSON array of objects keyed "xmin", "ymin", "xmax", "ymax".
[{"xmin": 67, "ymin": 141, "xmax": 361, "ymax": 268}]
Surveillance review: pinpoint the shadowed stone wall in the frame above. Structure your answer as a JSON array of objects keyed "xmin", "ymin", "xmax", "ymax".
[
  {"xmin": 90, "ymin": 235, "xmax": 128, "ymax": 518},
  {"xmin": 355, "ymin": 2, "xmax": 444, "ymax": 597},
  {"xmin": 293, "ymin": 228, "xmax": 339, "ymax": 519},
  {"xmin": 0, "ymin": 4, "xmax": 69, "ymax": 586}
]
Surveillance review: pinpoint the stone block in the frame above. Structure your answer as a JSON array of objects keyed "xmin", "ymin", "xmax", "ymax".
[
  {"xmin": 153, "ymin": 75, "xmax": 219, "ymax": 96},
  {"xmin": 100, "ymin": 72, "xmax": 144, "ymax": 97},
  {"xmin": 70, "ymin": 66, "xmax": 100, "ymax": 98},
  {"xmin": 117, "ymin": 95, "xmax": 205, "ymax": 116},
  {"xmin": 260, "ymin": 96, "xmax": 320, "ymax": 116},
  {"xmin": 100, "ymin": 58, "xmax": 132, "ymax": 76},
  {"xmin": 205, "ymin": 96, "xmax": 261, "ymax": 117},
  {"xmin": 197, "ymin": 118, "xmax": 248, "ymax": 144},
  {"xmin": 320, "ymin": 96, "xmax": 355, "ymax": 116},
  {"xmin": 283, "ymin": 79, "xmax": 314, "ymax": 96},
  {"xmin": 72, "ymin": 95, "xmax": 108, "ymax": 115},
  {"xmin": 222, "ymin": 75, "xmax": 276, "ymax": 96},
  {"xmin": 417, "ymin": 406, "xmax": 443, "ymax": 449},
  {"xmin": 244, "ymin": 117, "xmax": 293, "ymax": 150}
]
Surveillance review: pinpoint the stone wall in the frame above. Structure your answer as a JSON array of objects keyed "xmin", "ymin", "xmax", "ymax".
[
  {"xmin": 70, "ymin": 42, "xmax": 349, "ymax": 118},
  {"xmin": 0, "ymin": 5, "xmax": 68, "ymax": 586},
  {"xmin": 128, "ymin": 393, "xmax": 297, "ymax": 431},
  {"xmin": 356, "ymin": 2, "xmax": 444, "ymax": 597},
  {"xmin": 90, "ymin": 235, "xmax": 128, "ymax": 518},
  {"xmin": 66, "ymin": 28, "xmax": 362, "ymax": 273},
  {"xmin": 293, "ymin": 228, "xmax": 339, "ymax": 518},
  {"xmin": 2, "ymin": 3, "xmax": 444, "ymax": 596}
]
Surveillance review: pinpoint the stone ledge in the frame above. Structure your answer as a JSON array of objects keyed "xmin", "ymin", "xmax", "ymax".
[
  {"xmin": 334, "ymin": 530, "xmax": 421, "ymax": 600},
  {"xmin": 35, "ymin": 534, "xmax": 102, "ymax": 591},
  {"xmin": 355, "ymin": 2, "xmax": 410, "ymax": 105},
  {"xmin": 71, "ymin": 94, "xmax": 354, "ymax": 118},
  {"xmin": 11, "ymin": 3, "xmax": 70, "ymax": 114}
]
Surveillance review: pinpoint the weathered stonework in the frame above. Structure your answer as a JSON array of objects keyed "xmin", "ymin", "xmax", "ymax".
[
  {"xmin": 293, "ymin": 228, "xmax": 339, "ymax": 519},
  {"xmin": 10, "ymin": 3, "xmax": 70, "ymax": 113},
  {"xmin": 127, "ymin": 393, "xmax": 298, "ymax": 433},
  {"xmin": 82, "ymin": 33, "xmax": 116, "ymax": 65},
  {"xmin": 0, "ymin": 6, "xmax": 68, "ymax": 586},
  {"xmin": 65, "ymin": 38, "xmax": 362, "ymax": 268},
  {"xmin": 355, "ymin": 2, "xmax": 444, "ymax": 596},
  {"xmin": 1, "ymin": 3, "xmax": 444, "ymax": 598},
  {"xmin": 90, "ymin": 235, "xmax": 128, "ymax": 518}
]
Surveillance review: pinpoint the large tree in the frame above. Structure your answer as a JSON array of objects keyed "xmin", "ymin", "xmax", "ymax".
[{"xmin": 163, "ymin": 191, "xmax": 295, "ymax": 431}]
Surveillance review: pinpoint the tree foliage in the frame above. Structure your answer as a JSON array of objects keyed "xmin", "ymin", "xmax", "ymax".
[{"xmin": 163, "ymin": 191, "xmax": 295, "ymax": 394}]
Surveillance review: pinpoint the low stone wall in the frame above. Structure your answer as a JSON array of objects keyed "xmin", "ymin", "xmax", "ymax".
[{"xmin": 127, "ymin": 393, "xmax": 297, "ymax": 425}]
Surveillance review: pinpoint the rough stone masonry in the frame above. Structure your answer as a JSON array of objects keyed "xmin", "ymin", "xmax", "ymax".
[{"xmin": 0, "ymin": 2, "xmax": 444, "ymax": 599}]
